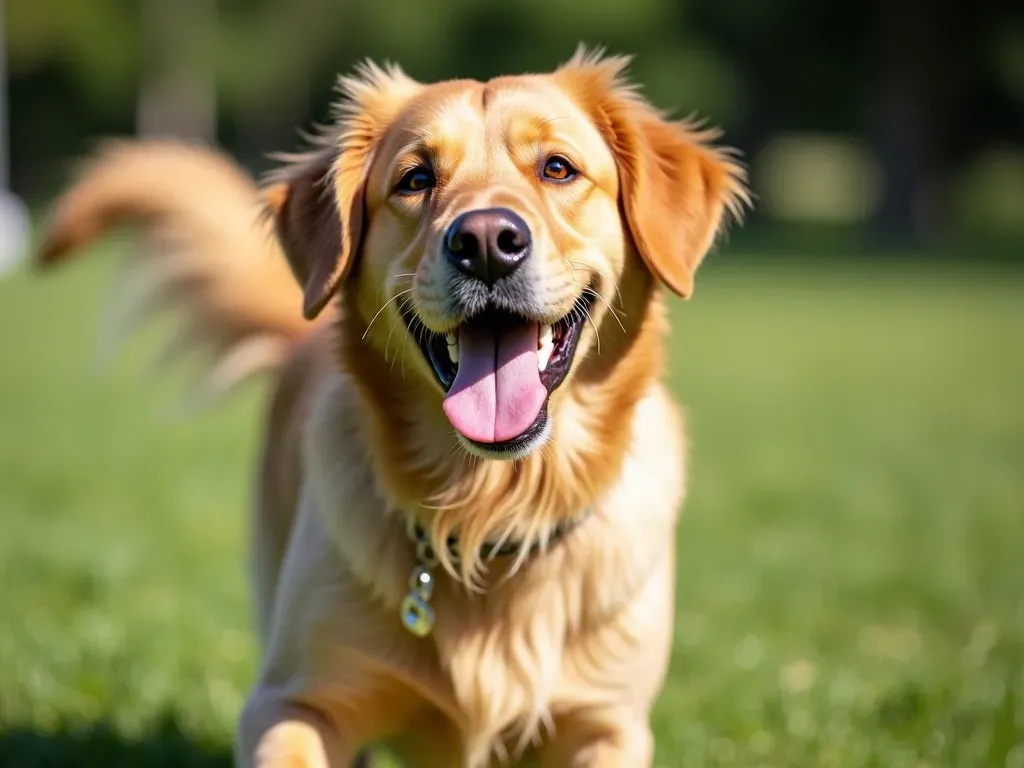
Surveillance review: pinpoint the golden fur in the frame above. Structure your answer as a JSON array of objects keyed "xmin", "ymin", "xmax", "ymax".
[{"xmin": 38, "ymin": 48, "xmax": 748, "ymax": 767}]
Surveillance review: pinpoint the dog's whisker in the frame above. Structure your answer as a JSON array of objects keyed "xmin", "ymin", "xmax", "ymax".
[
  {"xmin": 581, "ymin": 303, "xmax": 602, "ymax": 355},
  {"xmin": 586, "ymin": 285, "xmax": 627, "ymax": 321},
  {"xmin": 568, "ymin": 260, "xmax": 624, "ymax": 309},
  {"xmin": 570, "ymin": 278, "xmax": 627, "ymax": 335},
  {"xmin": 362, "ymin": 288, "xmax": 414, "ymax": 341},
  {"xmin": 567, "ymin": 266, "xmax": 627, "ymax": 322},
  {"xmin": 443, "ymin": 437, "xmax": 462, "ymax": 464},
  {"xmin": 392, "ymin": 298, "xmax": 416, "ymax": 367},
  {"xmin": 587, "ymin": 288, "xmax": 627, "ymax": 334},
  {"xmin": 375, "ymin": 271, "xmax": 413, "ymax": 311},
  {"xmin": 384, "ymin": 297, "xmax": 413, "ymax": 367}
]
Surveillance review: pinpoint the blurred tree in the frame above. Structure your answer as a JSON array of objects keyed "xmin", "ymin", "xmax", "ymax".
[
  {"xmin": 8, "ymin": 0, "xmax": 139, "ymax": 105},
  {"xmin": 137, "ymin": 0, "xmax": 217, "ymax": 142},
  {"xmin": 0, "ymin": 0, "xmax": 9, "ymax": 190},
  {"xmin": 866, "ymin": 0, "xmax": 944, "ymax": 241},
  {"xmin": 5, "ymin": 0, "xmax": 1023, "ymax": 246}
]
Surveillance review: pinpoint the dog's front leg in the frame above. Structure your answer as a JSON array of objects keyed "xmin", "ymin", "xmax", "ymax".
[
  {"xmin": 237, "ymin": 689, "xmax": 357, "ymax": 768},
  {"xmin": 539, "ymin": 713, "xmax": 654, "ymax": 768}
]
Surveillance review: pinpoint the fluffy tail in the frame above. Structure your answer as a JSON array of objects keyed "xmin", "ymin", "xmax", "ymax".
[{"xmin": 37, "ymin": 140, "xmax": 318, "ymax": 401}]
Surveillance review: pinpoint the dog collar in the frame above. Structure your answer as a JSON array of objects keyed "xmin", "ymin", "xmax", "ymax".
[{"xmin": 399, "ymin": 514, "xmax": 587, "ymax": 638}]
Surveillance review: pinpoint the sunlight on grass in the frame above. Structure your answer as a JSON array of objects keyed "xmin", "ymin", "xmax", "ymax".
[{"xmin": 1, "ymin": 250, "xmax": 1022, "ymax": 766}]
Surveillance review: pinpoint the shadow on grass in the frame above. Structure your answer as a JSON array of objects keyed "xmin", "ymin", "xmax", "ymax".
[
  {"xmin": 0, "ymin": 714, "xmax": 388, "ymax": 767},
  {"xmin": 0, "ymin": 713, "xmax": 232, "ymax": 768}
]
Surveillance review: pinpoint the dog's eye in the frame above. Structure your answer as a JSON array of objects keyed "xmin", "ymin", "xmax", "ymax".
[
  {"xmin": 542, "ymin": 156, "xmax": 577, "ymax": 183},
  {"xmin": 396, "ymin": 167, "xmax": 435, "ymax": 195}
]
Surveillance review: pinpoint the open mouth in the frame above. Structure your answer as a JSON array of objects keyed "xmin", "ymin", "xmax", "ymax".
[{"xmin": 403, "ymin": 290, "xmax": 595, "ymax": 452}]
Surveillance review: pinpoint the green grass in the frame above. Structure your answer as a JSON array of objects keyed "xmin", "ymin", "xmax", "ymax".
[{"xmin": 1, "ymin": 248, "xmax": 1022, "ymax": 766}]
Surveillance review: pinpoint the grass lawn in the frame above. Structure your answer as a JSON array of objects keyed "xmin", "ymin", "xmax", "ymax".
[{"xmin": 1, "ymin": 247, "xmax": 1022, "ymax": 766}]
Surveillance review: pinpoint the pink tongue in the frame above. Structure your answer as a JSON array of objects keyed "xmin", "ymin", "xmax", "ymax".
[{"xmin": 443, "ymin": 322, "xmax": 547, "ymax": 444}]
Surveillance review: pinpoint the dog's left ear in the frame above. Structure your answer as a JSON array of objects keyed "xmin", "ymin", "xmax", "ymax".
[
  {"xmin": 556, "ymin": 49, "xmax": 750, "ymax": 298},
  {"xmin": 264, "ymin": 61, "xmax": 421, "ymax": 319}
]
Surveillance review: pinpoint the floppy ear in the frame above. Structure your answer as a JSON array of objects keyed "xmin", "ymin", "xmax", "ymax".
[
  {"xmin": 263, "ymin": 61, "xmax": 421, "ymax": 319},
  {"xmin": 556, "ymin": 49, "xmax": 750, "ymax": 298},
  {"xmin": 612, "ymin": 110, "xmax": 750, "ymax": 298},
  {"xmin": 263, "ymin": 146, "xmax": 359, "ymax": 320}
]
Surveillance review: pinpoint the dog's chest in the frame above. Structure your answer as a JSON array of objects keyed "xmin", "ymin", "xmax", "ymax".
[{"xmin": 394, "ymin": 555, "xmax": 604, "ymax": 766}]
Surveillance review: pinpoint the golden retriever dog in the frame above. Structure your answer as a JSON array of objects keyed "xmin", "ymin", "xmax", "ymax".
[{"xmin": 38, "ymin": 48, "xmax": 748, "ymax": 767}]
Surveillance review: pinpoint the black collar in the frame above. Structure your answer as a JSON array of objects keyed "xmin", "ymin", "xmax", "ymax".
[
  {"xmin": 405, "ymin": 514, "xmax": 587, "ymax": 566},
  {"xmin": 398, "ymin": 513, "xmax": 591, "ymax": 637}
]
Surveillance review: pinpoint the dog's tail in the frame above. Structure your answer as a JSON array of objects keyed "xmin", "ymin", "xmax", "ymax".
[{"xmin": 37, "ymin": 139, "xmax": 317, "ymax": 402}]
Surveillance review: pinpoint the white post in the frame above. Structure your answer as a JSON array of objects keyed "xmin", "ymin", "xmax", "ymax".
[{"xmin": 0, "ymin": 0, "xmax": 31, "ymax": 275}]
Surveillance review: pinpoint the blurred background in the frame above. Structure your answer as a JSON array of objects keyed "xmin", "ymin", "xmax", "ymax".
[
  {"xmin": 5, "ymin": 0, "xmax": 1024, "ymax": 250},
  {"xmin": 1, "ymin": 1, "xmax": 1023, "ymax": 766}
]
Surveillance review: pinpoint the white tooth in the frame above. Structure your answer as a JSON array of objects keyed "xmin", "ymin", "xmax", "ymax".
[
  {"xmin": 539, "ymin": 324, "xmax": 553, "ymax": 347},
  {"xmin": 447, "ymin": 341, "xmax": 459, "ymax": 364},
  {"xmin": 537, "ymin": 341, "xmax": 553, "ymax": 372},
  {"xmin": 446, "ymin": 332, "xmax": 457, "ymax": 345}
]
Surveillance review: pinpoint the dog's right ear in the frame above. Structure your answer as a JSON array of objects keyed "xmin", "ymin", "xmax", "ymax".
[
  {"xmin": 264, "ymin": 61, "xmax": 421, "ymax": 320},
  {"xmin": 263, "ymin": 146, "xmax": 357, "ymax": 320}
]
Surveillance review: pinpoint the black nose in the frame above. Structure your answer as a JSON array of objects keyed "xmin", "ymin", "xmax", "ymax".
[{"xmin": 443, "ymin": 207, "xmax": 531, "ymax": 285}]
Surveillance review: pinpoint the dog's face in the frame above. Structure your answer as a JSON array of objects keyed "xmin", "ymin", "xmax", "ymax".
[
  {"xmin": 356, "ymin": 74, "xmax": 627, "ymax": 459},
  {"xmin": 268, "ymin": 51, "xmax": 747, "ymax": 460}
]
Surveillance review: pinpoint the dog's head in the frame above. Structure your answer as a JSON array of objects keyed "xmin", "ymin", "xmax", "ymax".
[{"xmin": 266, "ymin": 49, "xmax": 748, "ymax": 461}]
